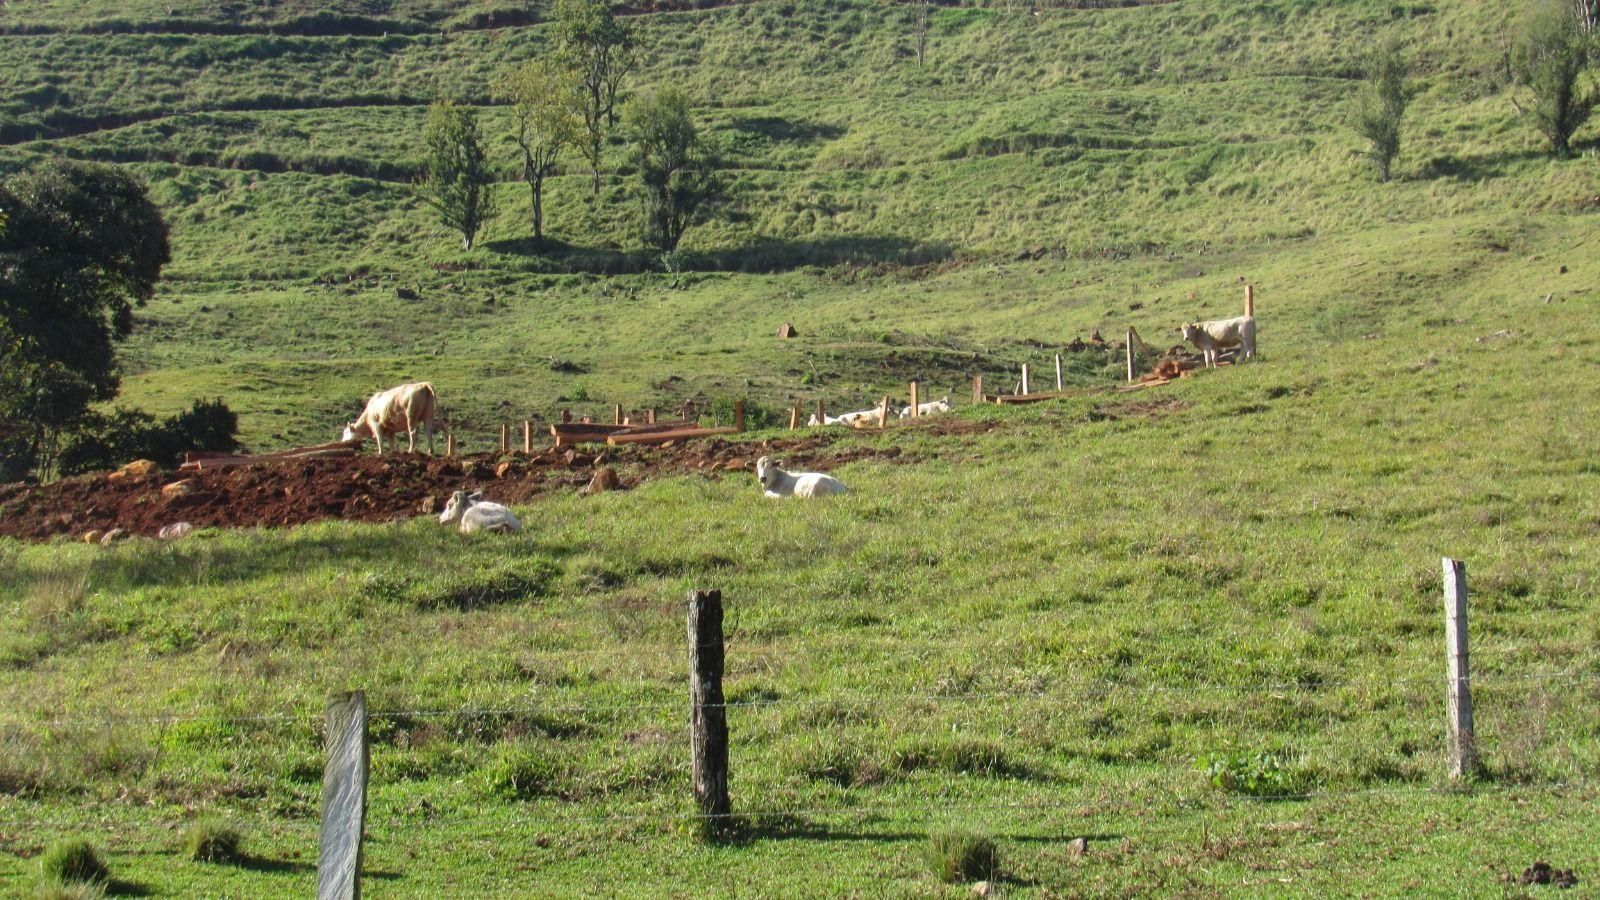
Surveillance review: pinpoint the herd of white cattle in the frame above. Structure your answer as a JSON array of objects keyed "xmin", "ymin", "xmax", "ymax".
[{"xmin": 346, "ymin": 310, "xmax": 1254, "ymax": 535}]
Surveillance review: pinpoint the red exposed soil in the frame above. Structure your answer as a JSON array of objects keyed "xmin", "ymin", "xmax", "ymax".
[{"xmin": 0, "ymin": 418, "xmax": 999, "ymax": 542}]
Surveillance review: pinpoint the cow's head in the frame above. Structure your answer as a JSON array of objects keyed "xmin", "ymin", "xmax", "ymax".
[
  {"xmin": 755, "ymin": 456, "xmax": 777, "ymax": 488},
  {"xmin": 438, "ymin": 490, "xmax": 484, "ymax": 525}
]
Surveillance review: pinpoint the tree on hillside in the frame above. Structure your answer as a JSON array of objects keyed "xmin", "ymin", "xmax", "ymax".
[
  {"xmin": 628, "ymin": 88, "xmax": 726, "ymax": 253},
  {"xmin": 0, "ymin": 161, "xmax": 171, "ymax": 478},
  {"xmin": 419, "ymin": 101, "xmax": 499, "ymax": 249},
  {"xmin": 554, "ymin": 0, "xmax": 637, "ymax": 195},
  {"xmin": 493, "ymin": 60, "xmax": 584, "ymax": 241},
  {"xmin": 1350, "ymin": 39, "xmax": 1411, "ymax": 183},
  {"xmin": 1508, "ymin": 0, "xmax": 1597, "ymax": 158}
]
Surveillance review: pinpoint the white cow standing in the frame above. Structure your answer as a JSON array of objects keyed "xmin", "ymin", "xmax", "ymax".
[{"xmin": 342, "ymin": 382, "xmax": 438, "ymax": 454}]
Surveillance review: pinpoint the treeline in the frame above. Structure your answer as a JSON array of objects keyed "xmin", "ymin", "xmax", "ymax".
[
  {"xmin": 419, "ymin": 0, "xmax": 725, "ymax": 257},
  {"xmin": 1350, "ymin": 0, "xmax": 1597, "ymax": 181}
]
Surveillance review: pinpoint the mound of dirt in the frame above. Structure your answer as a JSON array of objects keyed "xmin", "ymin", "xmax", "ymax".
[{"xmin": 0, "ymin": 421, "xmax": 994, "ymax": 542}]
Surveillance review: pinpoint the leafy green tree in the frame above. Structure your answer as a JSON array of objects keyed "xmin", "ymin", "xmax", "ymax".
[
  {"xmin": 1508, "ymin": 0, "xmax": 1598, "ymax": 158},
  {"xmin": 419, "ymin": 101, "xmax": 499, "ymax": 249},
  {"xmin": 0, "ymin": 161, "xmax": 170, "ymax": 478},
  {"xmin": 493, "ymin": 60, "xmax": 584, "ymax": 241},
  {"xmin": 554, "ymin": 0, "xmax": 636, "ymax": 195},
  {"xmin": 1350, "ymin": 39, "xmax": 1410, "ymax": 182},
  {"xmin": 628, "ymin": 88, "xmax": 726, "ymax": 253}
]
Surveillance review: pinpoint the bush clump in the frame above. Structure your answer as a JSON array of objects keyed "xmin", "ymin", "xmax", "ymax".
[
  {"xmin": 924, "ymin": 828, "xmax": 1002, "ymax": 883},
  {"xmin": 1198, "ymin": 748, "xmax": 1307, "ymax": 797},
  {"xmin": 37, "ymin": 838, "xmax": 110, "ymax": 889},
  {"xmin": 185, "ymin": 819, "xmax": 244, "ymax": 863}
]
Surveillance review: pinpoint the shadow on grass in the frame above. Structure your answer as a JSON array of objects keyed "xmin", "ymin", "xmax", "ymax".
[
  {"xmin": 1417, "ymin": 149, "xmax": 1546, "ymax": 183},
  {"xmin": 105, "ymin": 880, "xmax": 155, "ymax": 897},
  {"xmin": 230, "ymin": 855, "xmax": 317, "ymax": 875},
  {"xmin": 483, "ymin": 235, "xmax": 953, "ymax": 276}
]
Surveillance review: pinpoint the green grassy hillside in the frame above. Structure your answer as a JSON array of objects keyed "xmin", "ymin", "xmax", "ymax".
[{"xmin": 2, "ymin": 0, "xmax": 1600, "ymax": 895}]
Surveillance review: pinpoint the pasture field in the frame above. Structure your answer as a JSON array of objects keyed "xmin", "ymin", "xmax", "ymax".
[{"xmin": 3, "ymin": 0, "xmax": 1600, "ymax": 894}]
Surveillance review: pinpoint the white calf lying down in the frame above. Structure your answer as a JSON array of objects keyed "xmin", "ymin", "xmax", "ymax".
[
  {"xmin": 1181, "ymin": 315, "xmax": 1257, "ymax": 368},
  {"xmin": 438, "ymin": 490, "xmax": 522, "ymax": 533},
  {"xmin": 899, "ymin": 396, "xmax": 951, "ymax": 418},
  {"xmin": 755, "ymin": 456, "xmax": 847, "ymax": 498},
  {"xmin": 816, "ymin": 407, "xmax": 884, "ymax": 427}
]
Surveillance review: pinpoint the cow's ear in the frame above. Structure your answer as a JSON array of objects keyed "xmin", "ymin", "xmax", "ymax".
[{"xmin": 468, "ymin": 490, "xmax": 484, "ymax": 501}]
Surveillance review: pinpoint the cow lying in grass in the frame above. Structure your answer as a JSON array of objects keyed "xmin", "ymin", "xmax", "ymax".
[
  {"xmin": 809, "ymin": 406, "xmax": 886, "ymax": 428},
  {"xmin": 1181, "ymin": 316, "xmax": 1257, "ymax": 368},
  {"xmin": 438, "ymin": 490, "xmax": 522, "ymax": 533},
  {"xmin": 342, "ymin": 381, "xmax": 438, "ymax": 454},
  {"xmin": 755, "ymin": 456, "xmax": 847, "ymax": 498},
  {"xmin": 899, "ymin": 396, "xmax": 951, "ymax": 418}
]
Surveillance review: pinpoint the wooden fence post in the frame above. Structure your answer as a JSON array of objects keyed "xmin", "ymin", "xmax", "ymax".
[
  {"xmin": 972, "ymin": 375, "xmax": 983, "ymax": 404},
  {"xmin": 522, "ymin": 421, "xmax": 532, "ymax": 454},
  {"xmin": 688, "ymin": 589, "xmax": 731, "ymax": 831},
  {"xmin": 788, "ymin": 400, "xmax": 800, "ymax": 430},
  {"xmin": 1245, "ymin": 283, "xmax": 1255, "ymax": 318},
  {"xmin": 1443, "ymin": 558, "xmax": 1480, "ymax": 779},
  {"xmin": 317, "ymin": 690, "xmax": 369, "ymax": 900},
  {"xmin": 733, "ymin": 400, "xmax": 746, "ymax": 433},
  {"xmin": 499, "ymin": 423, "xmax": 509, "ymax": 453},
  {"xmin": 1054, "ymin": 354, "xmax": 1064, "ymax": 391},
  {"xmin": 1021, "ymin": 363, "xmax": 1030, "ymax": 396},
  {"xmin": 444, "ymin": 433, "xmax": 455, "ymax": 458},
  {"xmin": 613, "ymin": 404, "xmax": 623, "ymax": 426},
  {"xmin": 878, "ymin": 395, "xmax": 890, "ymax": 429},
  {"xmin": 1126, "ymin": 328, "xmax": 1136, "ymax": 384},
  {"xmin": 815, "ymin": 399, "xmax": 825, "ymax": 426},
  {"xmin": 909, "ymin": 381, "xmax": 920, "ymax": 418},
  {"xmin": 647, "ymin": 408, "xmax": 656, "ymax": 425}
]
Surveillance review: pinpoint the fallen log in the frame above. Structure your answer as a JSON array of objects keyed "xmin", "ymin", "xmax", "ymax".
[{"xmin": 606, "ymin": 426, "xmax": 739, "ymax": 446}]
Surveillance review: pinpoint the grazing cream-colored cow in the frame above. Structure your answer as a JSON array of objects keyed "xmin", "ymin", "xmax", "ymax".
[{"xmin": 342, "ymin": 382, "xmax": 438, "ymax": 454}]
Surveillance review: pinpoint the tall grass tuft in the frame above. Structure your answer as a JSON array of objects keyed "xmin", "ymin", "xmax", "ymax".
[
  {"xmin": 924, "ymin": 828, "xmax": 1001, "ymax": 883},
  {"xmin": 37, "ymin": 839, "xmax": 110, "ymax": 889},
  {"xmin": 186, "ymin": 819, "xmax": 244, "ymax": 863}
]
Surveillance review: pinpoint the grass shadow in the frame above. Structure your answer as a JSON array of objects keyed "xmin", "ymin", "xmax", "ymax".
[
  {"xmin": 483, "ymin": 234, "xmax": 953, "ymax": 276},
  {"xmin": 1417, "ymin": 149, "xmax": 1546, "ymax": 183},
  {"xmin": 230, "ymin": 855, "xmax": 317, "ymax": 875}
]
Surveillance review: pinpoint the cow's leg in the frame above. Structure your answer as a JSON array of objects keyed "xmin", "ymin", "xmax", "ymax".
[
  {"xmin": 427, "ymin": 420, "xmax": 436, "ymax": 456},
  {"xmin": 371, "ymin": 424, "xmax": 385, "ymax": 455}
]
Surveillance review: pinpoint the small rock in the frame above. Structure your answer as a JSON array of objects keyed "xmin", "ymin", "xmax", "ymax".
[
  {"xmin": 109, "ymin": 459, "xmax": 159, "ymax": 480},
  {"xmin": 562, "ymin": 450, "xmax": 579, "ymax": 467},
  {"xmin": 419, "ymin": 495, "xmax": 438, "ymax": 514},
  {"xmin": 495, "ymin": 460, "xmax": 516, "ymax": 479},
  {"xmin": 581, "ymin": 467, "xmax": 620, "ymax": 495},
  {"xmin": 972, "ymin": 882, "xmax": 997, "ymax": 897},
  {"xmin": 1067, "ymin": 837, "xmax": 1088, "ymax": 857},
  {"xmin": 1558, "ymin": 265, "xmax": 1568, "ymax": 274},
  {"xmin": 158, "ymin": 522, "xmax": 194, "ymax": 541},
  {"xmin": 100, "ymin": 528, "xmax": 128, "ymax": 544},
  {"xmin": 722, "ymin": 458, "xmax": 747, "ymax": 471},
  {"xmin": 776, "ymin": 322, "xmax": 798, "ymax": 339},
  {"xmin": 82, "ymin": 530, "xmax": 103, "ymax": 544},
  {"xmin": 161, "ymin": 479, "xmax": 195, "ymax": 499}
]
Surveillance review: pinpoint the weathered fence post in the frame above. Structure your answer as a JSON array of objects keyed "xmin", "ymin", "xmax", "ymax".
[
  {"xmin": 647, "ymin": 408, "xmax": 657, "ymax": 425},
  {"xmin": 733, "ymin": 400, "xmax": 746, "ymax": 433},
  {"xmin": 688, "ymin": 589, "xmax": 731, "ymax": 832},
  {"xmin": 1054, "ymin": 354, "xmax": 1064, "ymax": 391},
  {"xmin": 972, "ymin": 375, "xmax": 983, "ymax": 405},
  {"xmin": 499, "ymin": 423, "xmax": 509, "ymax": 453},
  {"xmin": 878, "ymin": 395, "xmax": 890, "ymax": 429},
  {"xmin": 1245, "ymin": 283, "xmax": 1255, "ymax": 318},
  {"xmin": 1443, "ymin": 558, "xmax": 1480, "ymax": 779},
  {"xmin": 444, "ymin": 433, "xmax": 455, "ymax": 457},
  {"xmin": 909, "ymin": 381, "xmax": 920, "ymax": 418},
  {"xmin": 815, "ymin": 399, "xmax": 825, "ymax": 425},
  {"xmin": 1126, "ymin": 328, "xmax": 1136, "ymax": 384},
  {"xmin": 1021, "ymin": 363, "xmax": 1031, "ymax": 395},
  {"xmin": 561, "ymin": 409, "xmax": 572, "ymax": 424},
  {"xmin": 317, "ymin": 691, "xmax": 369, "ymax": 900},
  {"xmin": 522, "ymin": 421, "xmax": 532, "ymax": 454},
  {"xmin": 788, "ymin": 400, "xmax": 800, "ymax": 430},
  {"xmin": 613, "ymin": 404, "xmax": 623, "ymax": 426}
]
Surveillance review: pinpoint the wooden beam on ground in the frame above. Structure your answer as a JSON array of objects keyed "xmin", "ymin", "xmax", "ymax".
[{"xmin": 606, "ymin": 426, "xmax": 740, "ymax": 446}]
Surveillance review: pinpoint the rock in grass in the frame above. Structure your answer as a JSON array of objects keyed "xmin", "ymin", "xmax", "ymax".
[
  {"xmin": 158, "ymin": 522, "xmax": 195, "ymax": 541},
  {"xmin": 37, "ymin": 838, "xmax": 110, "ymax": 889},
  {"xmin": 99, "ymin": 528, "xmax": 127, "ymax": 545},
  {"xmin": 1067, "ymin": 836, "xmax": 1088, "ymax": 857}
]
